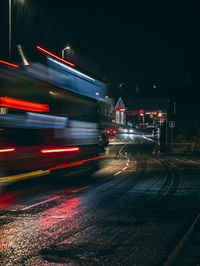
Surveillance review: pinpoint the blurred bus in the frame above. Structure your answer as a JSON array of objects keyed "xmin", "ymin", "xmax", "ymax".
[{"xmin": 0, "ymin": 59, "xmax": 107, "ymax": 179}]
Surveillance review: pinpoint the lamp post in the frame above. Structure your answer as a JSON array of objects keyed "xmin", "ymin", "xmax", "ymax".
[
  {"xmin": 62, "ymin": 45, "xmax": 71, "ymax": 59},
  {"xmin": 8, "ymin": 0, "xmax": 25, "ymax": 61},
  {"xmin": 9, "ymin": 0, "xmax": 25, "ymax": 61},
  {"xmin": 9, "ymin": 0, "xmax": 11, "ymax": 60}
]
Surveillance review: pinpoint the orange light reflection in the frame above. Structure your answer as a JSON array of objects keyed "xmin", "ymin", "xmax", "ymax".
[{"xmin": 50, "ymin": 155, "xmax": 106, "ymax": 170}]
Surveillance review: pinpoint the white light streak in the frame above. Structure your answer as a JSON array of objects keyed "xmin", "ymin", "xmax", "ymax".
[
  {"xmin": 49, "ymin": 57, "xmax": 95, "ymax": 82},
  {"xmin": 17, "ymin": 44, "xmax": 29, "ymax": 65}
]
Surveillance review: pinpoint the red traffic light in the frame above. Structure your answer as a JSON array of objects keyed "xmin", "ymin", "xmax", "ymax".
[
  {"xmin": 139, "ymin": 109, "xmax": 144, "ymax": 114},
  {"xmin": 153, "ymin": 111, "xmax": 157, "ymax": 116}
]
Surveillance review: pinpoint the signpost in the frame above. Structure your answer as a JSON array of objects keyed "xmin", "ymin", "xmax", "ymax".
[
  {"xmin": 169, "ymin": 121, "xmax": 175, "ymax": 144},
  {"xmin": 169, "ymin": 121, "xmax": 175, "ymax": 128}
]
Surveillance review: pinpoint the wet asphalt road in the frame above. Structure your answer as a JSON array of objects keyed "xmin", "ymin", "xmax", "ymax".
[{"xmin": 1, "ymin": 135, "xmax": 200, "ymax": 265}]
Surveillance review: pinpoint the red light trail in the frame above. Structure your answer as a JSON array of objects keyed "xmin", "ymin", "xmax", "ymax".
[
  {"xmin": 0, "ymin": 60, "xmax": 19, "ymax": 68},
  {"xmin": 0, "ymin": 148, "xmax": 15, "ymax": 153},
  {"xmin": 41, "ymin": 147, "xmax": 80, "ymax": 154},
  {"xmin": 50, "ymin": 155, "xmax": 106, "ymax": 170},
  {"xmin": 36, "ymin": 46, "xmax": 75, "ymax": 67},
  {"xmin": 0, "ymin": 97, "xmax": 49, "ymax": 112}
]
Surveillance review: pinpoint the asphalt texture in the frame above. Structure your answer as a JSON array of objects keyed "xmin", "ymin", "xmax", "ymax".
[{"xmin": 1, "ymin": 134, "xmax": 200, "ymax": 265}]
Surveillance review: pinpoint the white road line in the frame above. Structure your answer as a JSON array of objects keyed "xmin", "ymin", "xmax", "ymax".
[
  {"xmin": 70, "ymin": 186, "xmax": 89, "ymax": 193},
  {"xmin": 185, "ymin": 159, "xmax": 200, "ymax": 166},
  {"xmin": 164, "ymin": 214, "xmax": 200, "ymax": 266},
  {"xmin": 20, "ymin": 196, "xmax": 60, "ymax": 210},
  {"xmin": 12, "ymin": 186, "xmax": 90, "ymax": 211},
  {"xmin": 49, "ymin": 216, "xmax": 64, "ymax": 219},
  {"xmin": 119, "ymin": 144, "xmax": 130, "ymax": 160},
  {"xmin": 142, "ymin": 135, "xmax": 155, "ymax": 142},
  {"xmin": 117, "ymin": 144, "xmax": 130, "ymax": 172},
  {"xmin": 109, "ymin": 142, "xmax": 128, "ymax": 145},
  {"xmin": 114, "ymin": 171, "xmax": 122, "ymax": 176},
  {"xmin": 119, "ymin": 144, "xmax": 127, "ymax": 154},
  {"xmin": 177, "ymin": 158, "xmax": 200, "ymax": 167}
]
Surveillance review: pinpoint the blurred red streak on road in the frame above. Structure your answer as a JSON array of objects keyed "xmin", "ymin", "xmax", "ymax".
[{"xmin": 0, "ymin": 192, "xmax": 18, "ymax": 209}]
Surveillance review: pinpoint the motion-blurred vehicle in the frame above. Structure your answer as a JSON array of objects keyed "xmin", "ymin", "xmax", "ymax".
[{"xmin": 0, "ymin": 54, "xmax": 108, "ymax": 179}]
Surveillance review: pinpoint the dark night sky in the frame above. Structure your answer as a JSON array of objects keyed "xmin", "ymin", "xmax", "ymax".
[{"xmin": 1, "ymin": 1, "xmax": 200, "ymax": 99}]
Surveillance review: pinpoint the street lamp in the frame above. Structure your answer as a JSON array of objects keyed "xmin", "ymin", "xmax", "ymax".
[
  {"xmin": 62, "ymin": 45, "xmax": 71, "ymax": 59},
  {"xmin": 9, "ymin": 0, "xmax": 25, "ymax": 61},
  {"xmin": 9, "ymin": 0, "xmax": 11, "ymax": 60}
]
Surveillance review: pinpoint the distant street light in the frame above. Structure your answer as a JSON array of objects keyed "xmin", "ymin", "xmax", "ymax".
[
  {"xmin": 62, "ymin": 45, "xmax": 71, "ymax": 59},
  {"xmin": 119, "ymin": 82, "xmax": 125, "ymax": 88}
]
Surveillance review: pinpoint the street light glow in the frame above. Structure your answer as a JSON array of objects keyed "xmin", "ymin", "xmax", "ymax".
[{"xmin": 62, "ymin": 45, "xmax": 71, "ymax": 59}]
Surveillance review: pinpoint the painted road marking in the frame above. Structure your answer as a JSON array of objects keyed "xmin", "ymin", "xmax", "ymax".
[
  {"xmin": 164, "ymin": 214, "xmax": 200, "ymax": 266},
  {"xmin": 112, "ymin": 144, "xmax": 130, "ymax": 176},
  {"xmin": 0, "ymin": 170, "xmax": 50, "ymax": 183},
  {"xmin": 12, "ymin": 185, "xmax": 90, "ymax": 211},
  {"xmin": 114, "ymin": 171, "xmax": 122, "ymax": 176},
  {"xmin": 20, "ymin": 196, "xmax": 60, "ymax": 210},
  {"xmin": 142, "ymin": 135, "xmax": 155, "ymax": 142}
]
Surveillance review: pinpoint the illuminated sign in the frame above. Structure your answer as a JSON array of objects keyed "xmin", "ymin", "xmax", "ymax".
[
  {"xmin": 169, "ymin": 121, "xmax": 175, "ymax": 128},
  {"xmin": 116, "ymin": 108, "xmax": 125, "ymax": 112}
]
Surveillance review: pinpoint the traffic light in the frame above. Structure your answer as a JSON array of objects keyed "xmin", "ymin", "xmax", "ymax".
[
  {"xmin": 153, "ymin": 111, "xmax": 157, "ymax": 116},
  {"xmin": 140, "ymin": 109, "xmax": 144, "ymax": 115}
]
